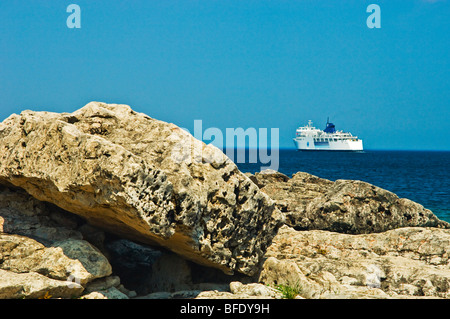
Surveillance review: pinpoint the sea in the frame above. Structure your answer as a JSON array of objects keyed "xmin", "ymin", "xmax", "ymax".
[{"xmin": 234, "ymin": 149, "xmax": 450, "ymax": 223}]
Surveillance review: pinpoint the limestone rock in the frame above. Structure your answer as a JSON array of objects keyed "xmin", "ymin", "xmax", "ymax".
[
  {"xmin": 104, "ymin": 238, "xmax": 193, "ymax": 294},
  {"xmin": 251, "ymin": 170, "xmax": 448, "ymax": 234},
  {"xmin": 136, "ymin": 281, "xmax": 282, "ymax": 299},
  {"xmin": 0, "ymin": 269, "xmax": 83, "ymax": 299},
  {"xmin": 0, "ymin": 233, "xmax": 112, "ymax": 286},
  {"xmin": 81, "ymin": 287, "xmax": 129, "ymax": 299},
  {"xmin": 259, "ymin": 225, "xmax": 450, "ymax": 298},
  {"xmin": 84, "ymin": 275, "xmax": 121, "ymax": 293},
  {"xmin": 0, "ymin": 102, "xmax": 284, "ymax": 275},
  {"xmin": 229, "ymin": 281, "xmax": 282, "ymax": 298},
  {"xmin": 0, "ymin": 185, "xmax": 84, "ymax": 244}
]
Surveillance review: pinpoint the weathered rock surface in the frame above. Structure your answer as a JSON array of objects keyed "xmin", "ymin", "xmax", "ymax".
[
  {"xmin": 0, "ymin": 269, "xmax": 83, "ymax": 299},
  {"xmin": 0, "ymin": 232, "xmax": 111, "ymax": 298},
  {"xmin": 0, "ymin": 233, "xmax": 111, "ymax": 284},
  {"xmin": 249, "ymin": 170, "xmax": 449, "ymax": 234},
  {"xmin": 0, "ymin": 185, "xmax": 84, "ymax": 244},
  {"xmin": 195, "ymin": 281, "xmax": 283, "ymax": 299},
  {"xmin": 0, "ymin": 102, "xmax": 283, "ymax": 275},
  {"xmin": 259, "ymin": 225, "xmax": 450, "ymax": 298}
]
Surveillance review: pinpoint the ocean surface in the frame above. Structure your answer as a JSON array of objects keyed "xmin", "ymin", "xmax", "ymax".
[{"xmin": 234, "ymin": 150, "xmax": 450, "ymax": 223}]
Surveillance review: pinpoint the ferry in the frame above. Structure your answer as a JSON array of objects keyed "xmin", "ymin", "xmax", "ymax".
[{"xmin": 293, "ymin": 119, "xmax": 363, "ymax": 151}]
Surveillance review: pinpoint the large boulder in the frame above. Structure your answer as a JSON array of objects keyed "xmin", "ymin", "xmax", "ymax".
[
  {"xmin": 250, "ymin": 170, "xmax": 448, "ymax": 234},
  {"xmin": 0, "ymin": 234, "xmax": 111, "ymax": 285},
  {"xmin": 0, "ymin": 102, "xmax": 283, "ymax": 276}
]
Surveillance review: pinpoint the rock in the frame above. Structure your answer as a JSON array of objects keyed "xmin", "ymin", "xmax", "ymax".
[
  {"xmin": 0, "ymin": 185, "xmax": 84, "ymax": 244},
  {"xmin": 305, "ymin": 179, "xmax": 449, "ymax": 234},
  {"xmin": 77, "ymin": 223, "xmax": 108, "ymax": 256},
  {"xmin": 143, "ymin": 251, "xmax": 194, "ymax": 293},
  {"xmin": 0, "ymin": 102, "xmax": 283, "ymax": 275},
  {"xmin": 81, "ymin": 287, "xmax": 129, "ymax": 299},
  {"xmin": 258, "ymin": 257, "xmax": 335, "ymax": 299},
  {"xmin": 53, "ymin": 239, "xmax": 112, "ymax": 284},
  {"xmin": 134, "ymin": 281, "xmax": 282, "ymax": 299},
  {"xmin": 84, "ymin": 275, "xmax": 121, "ymax": 293},
  {"xmin": 195, "ymin": 281, "xmax": 282, "ymax": 299},
  {"xmin": 247, "ymin": 169, "xmax": 291, "ymax": 188},
  {"xmin": 0, "ymin": 269, "xmax": 83, "ymax": 299},
  {"xmin": 0, "ymin": 186, "xmax": 114, "ymax": 299},
  {"xmin": 0, "ymin": 233, "xmax": 112, "ymax": 286},
  {"xmin": 2, "ymin": 102, "xmax": 448, "ymax": 299},
  {"xmin": 135, "ymin": 291, "xmax": 173, "ymax": 299},
  {"xmin": 170, "ymin": 290, "xmax": 204, "ymax": 299},
  {"xmin": 229, "ymin": 281, "xmax": 282, "ymax": 298},
  {"xmin": 194, "ymin": 291, "xmax": 237, "ymax": 299},
  {"xmin": 105, "ymin": 239, "xmax": 164, "ymax": 294},
  {"xmin": 251, "ymin": 171, "xmax": 332, "ymax": 223},
  {"xmin": 0, "ymin": 182, "xmax": 253, "ymax": 298},
  {"xmin": 251, "ymin": 170, "xmax": 448, "ymax": 234},
  {"xmin": 259, "ymin": 225, "xmax": 450, "ymax": 298}
]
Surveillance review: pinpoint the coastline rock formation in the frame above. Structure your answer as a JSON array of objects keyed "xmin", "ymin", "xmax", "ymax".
[
  {"xmin": 248, "ymin": 170, "xmax": 449, "ymax": 234},
  {"xmin": 0, "ymin": 102, "xmax": 284, "ymax": 276},
  {"xmin": 0, "ymin": 101, "xmax": 449, "ymax": 299},
  {"xmin": 259, "ymin": 225, "xmax": 450, "ymax": 298}
]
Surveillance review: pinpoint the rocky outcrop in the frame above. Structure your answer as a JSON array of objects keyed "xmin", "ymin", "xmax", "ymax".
[
  {"xmin": 1, "ymin": 102, "xmax": 449, "ymax": 300},
  {"xmin": 249, "ymin": 170, "xmax": 449, "ymax": 234},
  {"xmin": 0, "ymin": 102, "xmax": 283, "ymax": 276},
  {"xmin": 259, "ymin": 225, "xmax": 450, "ymax": 298}
]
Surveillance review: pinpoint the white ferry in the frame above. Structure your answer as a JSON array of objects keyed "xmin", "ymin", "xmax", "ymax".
[{"xmin": 293, "ymin": 119, "xmax": 363, "ymax": 151}]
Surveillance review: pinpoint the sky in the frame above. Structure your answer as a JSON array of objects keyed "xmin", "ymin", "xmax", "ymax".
[{"xmin": 0, "ymin": 0, "xmax": 449, "ymax": 150}]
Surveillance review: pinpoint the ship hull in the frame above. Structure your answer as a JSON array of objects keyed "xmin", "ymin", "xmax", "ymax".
[{"xmin": 293, "ymin": 137, "xmax": 363, "ymax": 151}]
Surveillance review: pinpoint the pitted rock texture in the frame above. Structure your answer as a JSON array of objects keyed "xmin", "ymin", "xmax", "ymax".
[{"xmin": 0, "ymin": 102, "xmax": 284, "ymax": 276}]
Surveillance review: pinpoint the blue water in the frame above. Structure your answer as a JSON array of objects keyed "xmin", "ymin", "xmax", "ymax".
[{"xmin": 235, "ymin": 150, "xmax": 450, "ymax": 223}]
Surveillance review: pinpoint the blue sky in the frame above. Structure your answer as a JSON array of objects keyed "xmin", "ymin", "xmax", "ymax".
[{"xmin": 0, "ymin": 0, "xmax": 449, "ymax": 150}]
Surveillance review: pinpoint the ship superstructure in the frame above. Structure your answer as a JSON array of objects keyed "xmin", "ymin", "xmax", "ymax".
[{"xmin": 293, "ymin": 119, "xmax": 363, "ymax": 151}]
